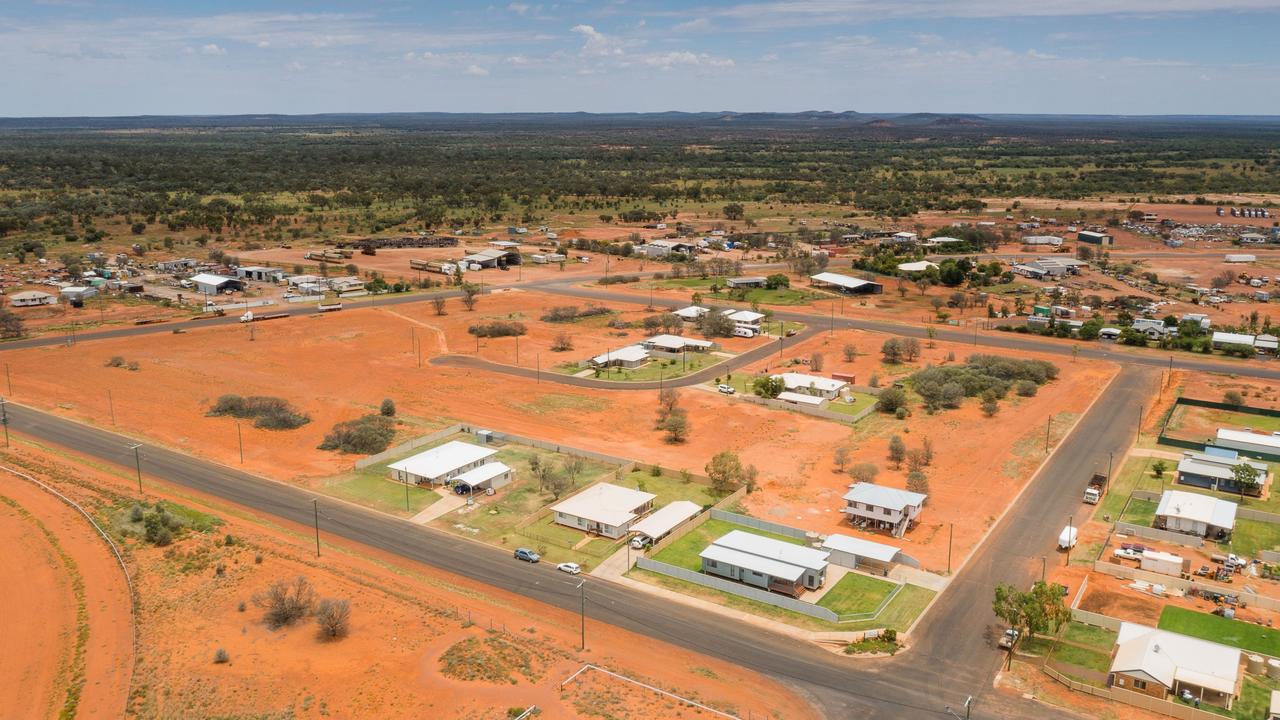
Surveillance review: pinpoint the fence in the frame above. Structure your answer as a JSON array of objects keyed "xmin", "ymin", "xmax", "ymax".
[
  {"xmin": 1115, "ymin": 521, "xmax": 1204, "ymax": 548},
  {"xmin": 736, "ymin": 393, "xmax": 879, "ymax": 425},
  {"xmin": 1133, "ymin": 489, "xmax": 1280, "ymax": 525},
  {"xmin": 709, "ymin": 508, "xmax": 810, "ymax": 540},
  {"xmin": 561, "ymin": 664, "xmax": 739, "ymax": 720},
  {"xmin": 354, "ymin": 424, "xmax": 464, "ymax": 469},
  {"xmin": 1070, "ymin": 607, "xmax": 1122, "ymax": 631},
  {"xmin": 1041, "ymin": 667, "xmax": 1224, "ymax": 720},
  {"xmin": 1092, "ymin": 560, "xmax": 1280, "ymax": 612},
  {"xmin": 1158, "ymin": 397, "xmax": 1280, "ymax": 461},
  {"xmin": 636, "ymin": 557, "xmax": 840, "ymax": 622},
  {"xmin": 354, "ymin": 424, "xmax": 642, "ymax": 471}
]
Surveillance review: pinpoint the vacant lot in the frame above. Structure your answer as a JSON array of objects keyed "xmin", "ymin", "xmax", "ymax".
[{"xmin": 815, "ymin": 573, "xmax": 897, "ymax": 616}]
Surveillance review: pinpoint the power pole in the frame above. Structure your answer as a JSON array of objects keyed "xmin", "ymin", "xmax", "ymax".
[
  {"xmin": 0, "ymin": 398, "xmax": 9, "ymax": 448},
  {"xmin": 578, "ymin": 579, "xmax": 586, "ymax": 651},
  {"xmin": 236, "ymin": 421, "xmax": 244, "ymax": 463},
  {"xmin": 129, "ymin": 443, "xmax": 143, "ymax": 495},
  {"xmin": 946, "ymin": 523, "xmax": 953, "ymax": 574},
  {"xmin": 5, "ymin": 364, "xmax": 10, "ymax": 395},
  {"xmin": 1045, "ymin": 416, "xmax": 1052, "ymax": 453},
  {"xmin": 108, "ymin": 389, "xmax": 115, "ymax": 425},
  {"xmin": 313, "ymin": 499, "xmax": 321, "ymax": 557}
]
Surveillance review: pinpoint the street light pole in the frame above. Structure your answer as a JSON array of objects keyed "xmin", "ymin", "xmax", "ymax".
[
  {"xmin": 128, "ymin": 443, "xmax": 143, "ymax": 495},
  {"xmin": 0, "ymin": 398, "xmax": 9, "ymax": 448},
  {"xmin": 108, "ymin": 389, "xmax": 115, "ymax": 425},
  {"xmin": 312, "ymin": 498, "xmax": 321, "ymax": 557},
  {"xmin": 577, "ymin": 579, "xmax": 586, "ymax": 651},
  {"xmin": 236, "ymin": 421, "xmax": 244, "ymax": 463},
  {"xmin": 1065, "ymin": 514, "xmax": 1073, "ymax": 566}
]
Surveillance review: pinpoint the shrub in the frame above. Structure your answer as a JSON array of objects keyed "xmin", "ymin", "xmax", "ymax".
[
  {"xmin": 315, "ymin": 598, "xmax": 351, "ymax": 640},
  {"xmin": 224, "ymin": 533, "xmax": 236, "ymax": 546},
  {"xmin": 105, "ymin": 356, "xmax": 126, "ymax": 368},
  {"xmin": 1014, "ymin": 380, "xmax": 1038, "ymax": 397},
  {"xmin": 254, "ymin": 576, "xmax": 316, "ymax": 629},
  {"xmin": 541, "ymin": 305, "xmax": 612, "ymax": 322},
  {"xmin": 213, "ymin": 648, "xmax": 230, "ymax": 664},
  {"xmin": 1224, "ymin": 390, "xmax": 1244, "ymax": 407},
  {"xmin": 848, "ymin": 463, "xmax": 879, "ymax": 484},
  {"xmin": 207, "ymin": 395, "xmax": 310, "ymax": 430},
  {"xmin": 380, "ymin": 398, "xmax": 397, "ymax": 417},
  {"xmin": 894, "ymin": 406, "xmax": 909, "ymax": 420},
  {"xmin": 468, "ymin": 320, "xmax": 526, "ymax": 338},
  {"xmin": 550, "ymin": 332, "xmax": 573, "ymax": 352},
  {"xmin": 597, "ymin": 274, "xmax": 639, "ymax": 285},
  {"xmin": 129, "ymin": 504, "xmax": 145, "ymax": 522},
  {"xmin": 906, "ymin": 470, "xmax": 929, "ymax": 494},
  {"xmin": 877, "ymin": 387, "xmax": 908, "ymax": 413},
  {"xmin": 238, "ymin": 601, "xmax": 247, "ymax": 612},
  {"xmin": 318, "ymin": 414, "xmax": 396, "ymax": 454}
]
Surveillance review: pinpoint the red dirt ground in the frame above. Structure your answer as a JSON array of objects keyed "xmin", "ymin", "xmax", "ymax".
[
  {"xmin": 0, "ymin": 463, "xmax": 134, "ymax": 720},
  {"xmin": 0, "ymin": 441, "xmax": 818, "ymax": 720}
]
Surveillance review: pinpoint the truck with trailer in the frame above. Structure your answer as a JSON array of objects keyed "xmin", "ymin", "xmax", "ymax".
[{"xmin": 1083, "ymin": 473, "xmax": 1108, "ymax": 504}]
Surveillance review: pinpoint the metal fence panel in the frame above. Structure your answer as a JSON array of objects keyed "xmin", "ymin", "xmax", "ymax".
[{"xmin": 709, "ymin": 508, "xmax": 808, "ymax": 539}]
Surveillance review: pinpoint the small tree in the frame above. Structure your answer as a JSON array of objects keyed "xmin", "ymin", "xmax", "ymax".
[
  {"xmin": 906, "ymin": 470, "xmax": 929, "ymax": 495},
  {"xmin": 1151, "ymin": 460, "xmax": 1167, "ymax": 478},
  {"xmin": 1224, "ymin": 390, "xmax": 1244, "ymax": 407},
  {"xmin": 460, "ymin": 283, "xmax": 480, "ymax": 311},
  {"xmin": 561, "ymin": 455, "xmax": 585, "ymax": 488},
  {"xmin": 981, "ymin": 398, "xmax": 999, "ymax": 417},
  {"xmin": 906, "ymin": 448, "xmax": 927, "ymax": 473},
  {"xmin": 921, "ymin": 436, "xmax": 934, "ymax": 466},
  {"xmin": 315, "ymin": 598, "xmax": 351, "ymax": 640},
  {"xmin": 213, "ymin": 648, "xmax": 230, "ymax": 664},
  {"xmin": 877, "ymin": 387, "xmax": 907, "ymax": 413},
  {"xmin": 379, "ymin": 398, "xmax": 396, "ymax": 417},
  {"xmin": 660, "ymin": 407, "xmax": 690, "ymax": 443},
  {"xmin": 834, "ymin": 446, "xmax": 852, "ymax": 472},
  {"xmin": 706, "ymin": 450, "xmax": 746, "ymax": 495},
  {"xmin": 842, "ymin": 343, "xmax": 857, "ymax": 362},
  {"xmin": 848, "ymin": 463, "xmax": 879, "ymax": 484},
  {"xmin": 887, "ymin": 435, "xmax": 906, "ymax": 467},
  {"xmin": 992, "ymin": 581, "xmax": 1072, "ymax": 658},
  {"xmin": 432, "ymin": 296, "xmax": 447, "ymax": 315},
  {"xmin": 551, "ymin": 332, "xmax": 573, "ymax": 351},
  {"xmin": 546, "ymin": 471, "xmax": 574, "ymax": 499},
  {"xmin": 532, "ymin": 462, "xmax": 556, "ymax": 492},
  {"xmin": 752, "ymin": 376, "xmax": 785, "ymax": 398},
  {"xmin": 655, "ymin": 387, "xmax": 680, "ymax": 427},
  {"xmin": 0, "ymin": 308, "xmax": 24, "ymax": 339},
  {"xmin": 1233, "ymin": 462, "xmax": 1262, "ymax": 495},
  {"xmin": 254, "ymin": 576, "xmax": 316, "ymax": 629},
  {"xmin": 810, "ymin": 352, "xmax": 825, "ymax": 372}
]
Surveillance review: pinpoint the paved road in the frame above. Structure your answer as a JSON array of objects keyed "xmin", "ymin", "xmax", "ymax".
[{"xmin": 2, "ymin": 355, "xmax": 1151, "ymax": 720}]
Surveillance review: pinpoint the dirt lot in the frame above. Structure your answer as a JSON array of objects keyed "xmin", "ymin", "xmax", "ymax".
[{"xmin": 0, "ymin": 441, "xmax": 817, "ymax": 720}]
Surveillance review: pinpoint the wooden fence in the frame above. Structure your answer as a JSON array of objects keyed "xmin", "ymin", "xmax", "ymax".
[
  {"xmin": 1041, "ymin": 667, "xmax": 1226, "ymax": 720},
  {"xmin": 1092, "ymin": 560, "xmax": 1280, "ymax": 611}
]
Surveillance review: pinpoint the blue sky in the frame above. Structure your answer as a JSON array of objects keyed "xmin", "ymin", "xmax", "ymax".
[{"xmin": 3, "ymin": 0, "xmax": 1279, "ymax": 116}]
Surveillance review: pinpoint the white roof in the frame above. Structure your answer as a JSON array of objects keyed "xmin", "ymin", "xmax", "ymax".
[
  {"xmin": 700, "ymin": 543, "xmax": 805, "ymax": 582},
  {"xmin": 489, "ymin": 240, "xmax": 521, "ymax": 248},
  {"xmin": 452, "ymin": 462, "xmax": 512, "ymax": 488},
  {"xmin": 1225, "ymin": 254, "xmax": 1257, "ymax": 262},
  {"xmin": 1271, "ymin": 689, "xmax": 1280, "ymax": 716},
  {"xmin": 464, "ymin": 248, "xmax": 509, "ymax": 262},
  {"xmin": 1142, "ymin": 549, "xmax": 1183, "ymax": 564},
  {"xmin": 672, "ymin": 305, "xmax": 709, "ymax": 319},
  {"xmin": 388, "ymin": 440, "xmax": 497, "ymax": 480},
  {"xmin": 1023, "ymin": 235, "xmax": 1063, "ymax": 244},
  {"xmin": 713, "ymin": 530, "xmax": 828, "ymax": 571},
  {"xmin": 892, "ymin": 231, "xmax": 917, "ymax": 240},
  {"xmin": 1178, "ymin": 452, "xmax": 1266, "ymax": 481},
  {"xmin": 821, "ymin": 533, "xmax": 901, "ymax": 563},
  {"xmin": 1155, "ymin": 490, "xmax": 1237, "ymax": 530},
  {"xmin": 776, "ymin": 391, "xmax": 826, "ymax": 406},
  {"xmin": 189, "ymin": 273, "xmax": 236, "ymax": 286},
  {"xmin": 773, "ymin": 372, "xmax": 847, "ymax": 394},
  {"xmin": 629, "ymin": 500, "xmax": 702, "ymax": 539},
  {"xmin": 591, "ymin": 344, "xmax": 649, "ymax": 364},
  {"xmin": 924, "ymin": 236, "xmax": 964, "ymax": 244},
  {"xmin": 843, "ymin": 482, "xmax": 927, "ymax": 511},
  {"xmin": 10, "ymin": 290, "xmax": 54, "ymax": 300},
  {"xmin": 645, "ymin": 334, "xmax": 713, "ymax": 351},
  {"xmin": 1212, "ymin": 331, "xmax": 1256, "ymax": 346},
  {"xmin": 810, "ymin": 272, "xmax": 878, "ymax": 291},
  {"xmin": 1111, "ymin": 622, "xmax": 1240, "ymax": 696},
  {"xmin": 897, "ymin": 260, "xmax": 939, "ymax": 272},
  {"xmin": 1217, "ymin": 427, "xmax": 1280, "ymax": 451},
  {"xmin": 721, "ymin": 309, "xmax": 765, "ymax": 322},
  {"xmin": 551, "ymin": 483, "xmax": 655, "ymax": 528}
]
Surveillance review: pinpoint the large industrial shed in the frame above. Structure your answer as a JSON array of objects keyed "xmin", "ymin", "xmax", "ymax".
[
  {"xmin": 387, "ymin": 441, "xmax": 497, "ymax": 486},
  {"xmin": 809, "ymin": 272, "xmax": 883, "ymax": 295}
]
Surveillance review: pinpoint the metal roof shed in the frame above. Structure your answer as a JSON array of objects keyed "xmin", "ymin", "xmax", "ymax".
[
  {"xmin": 629, "ymin": 500, "xmax": 702, "ymax": 541},
  {"xmin": 821, "ymin": 533, "xmax": 902, "ymax": 564}
]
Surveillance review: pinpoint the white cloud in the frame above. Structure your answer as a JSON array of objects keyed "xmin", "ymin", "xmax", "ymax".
[
  {"xmin": 571, "ymin": 24, "xmax": 622, "ymax": 57},
  {"xmin": 201, "ymin": 43, "xmax": 227, "ymax": 55},
  {"xmin": 285, "ymin": 60, "xmax": 306, "ymax": 72},
  {"xmin": 674, "ymin": 18, "xmax": 711, "ymax": 32},
  {"xmin": 643, "ymin": 51, "xmax": 735, "ymax": 70},
  {"xmin": 256, "ymin": 39, "xmax": 271, "ymax": 48},
  {"xmin": 464, "ymin": 64, "xmax": 490, "ymax": 76},
  {"xmin": 508, "ymin": 2, "xmax": 531, "ymax": 15},
  {"xmin": 910, "ymin": 33, "xmax": 942, "ymax": 45},
  {"xmin": 506, "ymin": 54, "xmax": 531, "ymax": 65}
]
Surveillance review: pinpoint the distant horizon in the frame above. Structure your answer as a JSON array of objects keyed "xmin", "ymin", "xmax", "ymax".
[
  {"xmin": 3, "ymin": 2, "xmax": 1278, "ymax": 116},
  {"xmin": 5, "ymin": 110, "xmax": 1280, "ymax": 121}
]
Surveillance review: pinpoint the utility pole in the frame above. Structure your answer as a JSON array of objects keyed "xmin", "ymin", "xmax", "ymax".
[
  {"xmin": 1065, "ymin": 514, "xmax": 1073, "ymax": 566},
  {"xmin": 1041, "ymin": 556, "xmax": 1046, "ymax": 583},
  {"xmin": 1108, "ymin": 452, "xmax": 1114, "ymax": 480},
  {"xmin": 1045, "ymin": 416, "xmax": 1052, "ymax": 453},
  {"xmin": 1137, "ymin": 405, "xmax": 1143, "ymax": 440},
  {"xmin": 515, "ymin": 336, "xmax": 520, "ymax": 365},
  {"xmin": 536, "ymin": 353, "xmax": 540, "ymax": 384},
  {"xmin": 404, "ymin": 479, "xmax": 410, "ymax": 512},
  {"xmin": 0, "ymin": 398, "xmax": 9, "ymax": 448},
  {"xmin": 947, "ymin": 523, "xmax": 953, "ymax": 574},
  {"xmin": 128, "ymin": 443, "xmax": 143, "ymax": 495},
  {"xmin": 577, "ymin": 579, "xmax": 586, "ymax": 651},
  {"xmin": 108, "ymin": 389, "xmax": 116, "ymax": 425},
  {"xmin": 236, "ymin": 421, "xmax": 244, "ymax": 463},
  {"xmin": 312, "ymin": 499, "xmax": 321, "ymax": 557},
  {"xmin": 5, "ymin": 364, "xmax": 11, "ymax": 395}
]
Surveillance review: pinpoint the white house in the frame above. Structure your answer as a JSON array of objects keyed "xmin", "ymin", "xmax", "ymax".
[
  {"xmin": 8, "ymin": 290, "xmax": 57, "ymax": 307},
  {"xmin": 1211, "ymin": 331, "xmax": 1256, "ymax": 349},
  {"xmin": 387, "ymin": 440, "xmax": 498, "ymax": 487},
  {"xmin": 897, "ymin": 260, "xmax": 939, "ymax": 273},
  {"xmin": 720, "ymin": 309, "xmax": 765, "ymax": 332},
  {"xmin": 1109, "ymin": 622, "xmax": 1243, "ymax": 709},
  {"xmin": 699, "ymin": 529, "xmax": 829, "ymax": 596},
  {"xmin": 772, "ymin": 372, "xmax": 847, "ymax": 399},
  {"xmin": 59, "ymin": 286, "xmax": 98, "ymax": 302},
  {"xmin": 643, "ymin": 334, "xmax": 714, "ymax": 353},
  {"xmin": 1216, "ymin": 428, "xmax": 1280, "ymax": 457},
  {"xmin": 590, "ymin": 344, "xmax": 650, "ymax": 369},
  {"xmin": 551, "ymin": 483, "xmax": 655, "ymax": 539},
  {"xmin": 1154, "ymin": 490, "xmax": 1237, "ymax": 538},
  {"xmin": 672, "ymin": 305, "xmax": 709, "ymax": 322},
  {"xmin": 842, "ymin": 483, "xmax": 927, "ymax": 538}
]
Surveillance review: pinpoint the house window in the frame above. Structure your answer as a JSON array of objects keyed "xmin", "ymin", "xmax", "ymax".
[
  {"xmin": 883, "ymin": 507, "xmax": 892, "ymax": 516},
  {"xmin": 706, "ymin": 560, "xmax": 717, "ymax": 568},
  {"xmin": 1116, "ymin": 678, "xmax": 1125, "ymax": 687},
  {"xmin": 1132, "ymin": 679, "xmax": 1147, "ymax": 690}
]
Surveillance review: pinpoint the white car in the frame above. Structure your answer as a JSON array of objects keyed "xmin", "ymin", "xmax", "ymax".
[
  {"xmin": 557, "ymin": 562, "xmax": 582, "ymax": 575},
  {"xmin": 1113, "ymin": 547, "xmax": 1141, "ymax": 561},
  {"xmin": 717, "ymin": 384, "xmax": 736, "ymax": 395}
]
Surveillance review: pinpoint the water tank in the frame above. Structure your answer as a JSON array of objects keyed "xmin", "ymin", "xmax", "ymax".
[
  {"xmin": 1266, "ymin": 658, "xmax": 1280, "ymax": 679},
  {"xmin": 1247, "ymin": 654, "xmax": 1265, "ymax": 675}
]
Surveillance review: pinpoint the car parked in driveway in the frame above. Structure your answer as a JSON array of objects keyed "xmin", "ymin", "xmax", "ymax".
[
  {"xmin": 557, "ymin": 562, "xmax": 582, "ymax": 575},
  {"xmin": 513, "ymin": 547, "xmax": 540, "ymax": 563},
  {"xmin": 998, "ymin": 628, "xmax": 1019, "ymax": 649}
]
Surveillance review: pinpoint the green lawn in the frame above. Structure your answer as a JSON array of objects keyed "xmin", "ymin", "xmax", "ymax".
[
  {"xmin": 321, "ymin": 473, "xmax": 440, "ymax": 517},
  {"xmin": 815, "ymin": 573, "xmax": 898, "ymax": 616},
  {"xmin": 619, "ymin": 469, "xmax": 723, "ymax": 508},
  {"xmin": 1062, "ymin": 622, "xmax": 1117, "ymax": 652},
  {"xmin": 822, "ymin": 392, "xmax": 878, "ymax": 417},
  {"xmin": 1229, "ymin": 518, "xmax": 1280, "ymax": 557},
  {"xmin": 1119, "ymin": 498, "xmax": 1159, "ymax": 528},
  {"xmin": 1096, "ymin": 456, "xmax": 1153, "ymax": 521},
  {"xmin": 591, "ymin": 353, "xmax": 721, "ymax": 382},
  {"xmin": 1159, "ymin": 605, "xmax": 1280, "ymax": 656},
  {"xmin": 651, "ymin": 518, "xmax": 803, "ymax": 571},
  {"xmin": 1233, "ymin": 676, "xmax": 1280, "ymax": 720},
  {"xmin": 1050, "ymin": 644, "xmax": 1111, "ymax": 673}
]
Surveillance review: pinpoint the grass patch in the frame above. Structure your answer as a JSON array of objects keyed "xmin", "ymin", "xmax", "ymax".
[
  {"xmin": 1234, "ymin": 676, "xmax": 1280, "ymax": 720},
  {"xmin": 322, "ymin": 473, "xmax": 440, "ymax": 517},
  {"xmin": 621, "ymin": 469, "xmax": 722, "ymax": 508},
  {"xmin": 816, "ymin": 573, "xmax": 897, "ymax": 616},
  {"xmin": 651, "ymin": 518, "xmax": 803, "ymax": 571},
  {"xmin": 589, "ymin": 353, "xmax": 721, "ymax": 382},
  {"xmin": 1050, "ymin": 643, "xmax": 1110, "ymax": 673},
  {"xmin": 1159, "ymin": 605, "xmax": 1280, "ymax": 656},
  {"xmin": 506, "ymin": 393, "xmax": 611, "ymax": 415},
  {"xmin": 1062, "ymin": 621, "xmax": 1117, "ymax": 652},
  {"xmin": 1230, "ymin": 518, "xmax": 1280, "ymax": 557},
  {"xmin": 1119, "ymin": 498, "xmax": 1158, "ymax": 528},
  {"xmin": 821, "ymin": 392, "xmax": 878, "ymax": 417}
]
